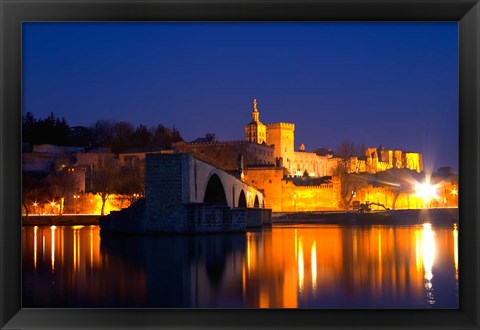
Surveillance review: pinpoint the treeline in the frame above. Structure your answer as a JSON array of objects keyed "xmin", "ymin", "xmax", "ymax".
[{"xmin": 22, "ymin": 112, "xmax": 184, "ymax": 153}]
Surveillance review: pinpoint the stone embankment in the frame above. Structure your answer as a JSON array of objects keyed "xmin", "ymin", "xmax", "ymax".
[{"xmin": 273, "ymin": 207, "xmax": 459, "ymax": 226}]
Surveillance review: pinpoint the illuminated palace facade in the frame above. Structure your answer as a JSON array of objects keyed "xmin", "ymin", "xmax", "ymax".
[
  {"xmin": 172, "ymin": 99, "xmax": 442, "ymax": 212},
  {"xmin": 245, "ymin": 99, "xmax": 339, "ymax": 178}
]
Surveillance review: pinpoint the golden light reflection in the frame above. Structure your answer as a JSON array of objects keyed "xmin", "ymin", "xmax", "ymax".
[
  {"xmin": 242, "ymin": 263, "xmax": 246, "ymax": 298},
  {"xmin": 422, "ymin": 223, "xmax": 435, "ymax": 281},
  {"xmin": 294, "ymin": 228, "xmax": 298, "ymax": 262},
  {"xmin": 298, "ymin": 237, "xmax": 304, "ymax": 293},
  {"xmin": 422, "ymin": 223, "xmax": 436, "ymax": 305},
  {"xmin": 378, "ymin": 230, "xmax": 382, "ymax": 264},
  {"xmin": 311, "ymin": 241, "xmax": 317, "ymax": 291},
  {"xmin": 415, "ymin": 230, "xmax": 422, "ymax": 272},
  {"xmin": 73, "ymin": 228, "xmax": 77, "ymax": 272},
  {"xmin": 90, "ymin": 226, "xmax": 94, "ymax": 269},
  {"xmin": 453, "ymin": 224, "xmax": 458, "ymax": 279},
  {"xmin": 33, "ymin": 226, "xmax": 37, "ymax": 270},
  {"xmin": 51, "ymin": 225, "xmax": 56, "ymax": 271},
  {"xmin": 246, "ymin": 233, "xmax": 252, "ymax": 273}
]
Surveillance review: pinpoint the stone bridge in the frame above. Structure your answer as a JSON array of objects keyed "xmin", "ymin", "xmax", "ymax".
[
  {"xmin": 147, "ymin": 153, "xmax": 265, "ymax": 209},
  {"xmin": 101, "ymin": 153, "xmax": 271, "ymax": 234}
]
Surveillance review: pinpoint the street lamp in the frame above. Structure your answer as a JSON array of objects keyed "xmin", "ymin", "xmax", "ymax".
[{"xmin": 73, "ymin": 195, "xmax": 80, "ymax": 214}]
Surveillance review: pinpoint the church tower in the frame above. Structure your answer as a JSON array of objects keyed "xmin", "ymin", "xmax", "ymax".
[{"xmin": 244, "ymin": 99, "xmax": 267, "ymax": 144}]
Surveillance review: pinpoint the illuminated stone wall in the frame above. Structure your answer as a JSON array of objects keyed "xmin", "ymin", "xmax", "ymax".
[
  {"xmin": 292, "ymin": 151, "xmax": 339, "ymax": 178},
  {"xmin": 243, "ymin": 168, "xmax": 285, "ymax": 210},
  {"xmin": 173, "ymin": 141, "xmax": 275, "ymax": 170},
  {"xmin": 244, "ymin": 168, "xmax": 341, "ymax": 212},
  {"xmin": 281, "ymin": 180, "xmax": 340, "ymax": 212},
  {"xmin": 360, "ymin": 147, "xmax": 423, "ymax": 174},
  {"xmin": 405, "ymin": 152, "xmax": 423, "ymax": 172}
]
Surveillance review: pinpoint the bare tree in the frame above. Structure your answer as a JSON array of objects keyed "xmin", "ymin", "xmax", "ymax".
[
  {"xmin": 118, "ymin": 166, "xmax": 146, "ymax": 203},
  {"xmin": 92, "ymin": 158, "xmax": 121, "ymax": 216},
  {"xmin": 45, "ymin": 168, "xmax": 78, "ymax": 215},
  {"xmin": 335, "ymin": 140, "xmax": 368, "ymax": 210}
]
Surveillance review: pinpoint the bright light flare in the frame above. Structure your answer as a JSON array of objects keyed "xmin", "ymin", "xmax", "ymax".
[{"xmin": 414, "ymin": 180, "xmax": 439, "ymax": 202}]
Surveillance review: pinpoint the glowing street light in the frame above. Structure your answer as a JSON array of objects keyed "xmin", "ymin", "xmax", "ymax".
[
  {"xmin": 415, "ymin": 179, "xmax": 439, "ymax": 208},
  {"xmin": 450, "ymin": 188, "xmax": 458, "ymax": 196}
]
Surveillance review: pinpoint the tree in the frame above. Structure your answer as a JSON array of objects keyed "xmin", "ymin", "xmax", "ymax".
[
  {"xmin": 45, "ymin": 168, "xmax": 78, "ymax": 215},
  {"xmin": 92, "ymin": 158, "xmax": 121, "ymax": 216},
  {"xmin": 150, "ymin": 124, "xmax": 184, "ymax": 148},
  {"xmin": 110, "ymin": 121, "xmax": 134, "ymax": 153},
  {"xmin": 90, "ymin": 120, "xmax": 116, "ymax": 149},
  {"xmin": 373, "ymin": 168, "xmax": 418, "ymax": 210},
  {"xmin": 22, "ymin": 172, "xmax": 48, "ymax": 217},
  {"xmin": 117, "ymin": 167, "xmax": 146, "ymax": 203},
  {"xmin": 22, "ymin": 112, "xmax": 70, "ymax": 146},
  {"xmin": 334, "ymin": 140, "xmax": 368, "ymax": 210},
  {"xmin": 131, "ymin": 125, "xmax": 152, "ymax": 149}
]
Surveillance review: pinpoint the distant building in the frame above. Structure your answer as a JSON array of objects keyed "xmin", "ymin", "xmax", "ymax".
[{"xmin": 22, "ymin": 144, "xmax": 83, "ymax": 173}]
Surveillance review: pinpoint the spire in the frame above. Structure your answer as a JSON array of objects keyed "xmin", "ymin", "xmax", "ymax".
[{"xmin": 252, "ymin": 98, "xmax": 259, "ymax": 122}]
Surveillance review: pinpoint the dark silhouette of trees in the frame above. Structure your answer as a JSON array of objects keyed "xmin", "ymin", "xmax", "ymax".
[
  {"xmin": 131, "ymin": 125, "xmax": 152, "ymax": 149},
  {"xmin": 22, "ymin": 172, "xmax": 49, "ymax": 217},
  {"xmin": 150, "ymin": 124, "xmax": 183, "ymax": 148},
  {"xmin": 23, "ymin": 113, "xmax": 184, "ymax": 152},
  {"xmin": 22, "ymin": 112, "xmax": 70, "ymax": 146}
]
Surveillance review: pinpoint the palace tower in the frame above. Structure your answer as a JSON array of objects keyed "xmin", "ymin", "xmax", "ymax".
[{"xmin": 244, "ymin": 99, "xmax": 267, "ymax": 144}]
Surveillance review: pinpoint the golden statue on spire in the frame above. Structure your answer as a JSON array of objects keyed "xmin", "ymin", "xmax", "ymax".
[{"xmin": 253, "ymin": 98, "xmax": 258, "ymax": 112}]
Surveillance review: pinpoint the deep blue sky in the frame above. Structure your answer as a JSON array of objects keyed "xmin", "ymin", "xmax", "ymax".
[{"xmin": 22, "ymin": 22, "xmax": 458, "ymax": 172}]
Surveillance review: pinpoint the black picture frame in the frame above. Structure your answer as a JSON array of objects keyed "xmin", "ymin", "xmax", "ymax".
[{"xmin": 1, "ymin": 0, "xmax": 479, "ymax": 329}]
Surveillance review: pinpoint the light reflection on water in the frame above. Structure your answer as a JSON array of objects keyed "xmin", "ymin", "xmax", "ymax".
[{"xmin": 22, "ymin": 223, "xmax": 459, "ymax": 308}]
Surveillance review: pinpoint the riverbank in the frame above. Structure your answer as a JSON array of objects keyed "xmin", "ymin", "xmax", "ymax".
[
  {"xmin": 21, "ymin": 208, "xmax": 459, "ymax": 227},
  {"xmin": 272, "ymin": 207, "xmax": 459, "ymax": 226},
  {"xmin": 22, "ymin": 214, "xmax": 100, "ymax": 226}
]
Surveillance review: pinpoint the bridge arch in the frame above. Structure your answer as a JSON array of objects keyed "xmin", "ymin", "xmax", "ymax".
[
  {"xmin": 238, "ymin": 190, "xmax": 247, "ymax": 208},
  {"xmin": 254, "ymin": 195, "xmax": 260, "ymax": 208},
  {"xmin": 204, "ymin": 174, "xmax": 227, "ymax": 206}
]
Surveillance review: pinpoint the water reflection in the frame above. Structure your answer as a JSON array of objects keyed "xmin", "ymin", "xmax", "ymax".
[{"xmin": 22, "ymin": 224, "xmax": 459, "ymax": 308}]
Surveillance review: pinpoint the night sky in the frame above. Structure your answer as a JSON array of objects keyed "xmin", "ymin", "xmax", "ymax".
[{"xmin": 22, "ymin": 22, "xmax": 458, "ymax": 172}]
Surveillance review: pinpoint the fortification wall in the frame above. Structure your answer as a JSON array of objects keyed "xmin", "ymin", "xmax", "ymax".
[
  {"xmin": 173, "ymin": 141, "xmax": 275, "ymax": 170},
  {"xmin": 281, "ymin": 180, "xmax": 340, "ymax": 212},
  {"xmin": 243, "ymin": 168, "xmax": 341, "ymax": 212},
  {"xmin": 243, "ymin": 168, "xmax": 285, "ymax": 211}
]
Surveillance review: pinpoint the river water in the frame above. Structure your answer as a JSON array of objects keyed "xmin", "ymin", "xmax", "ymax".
[{"xmin": 22, "ymin": 223, "xmax": 459, "ymax": 308}]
